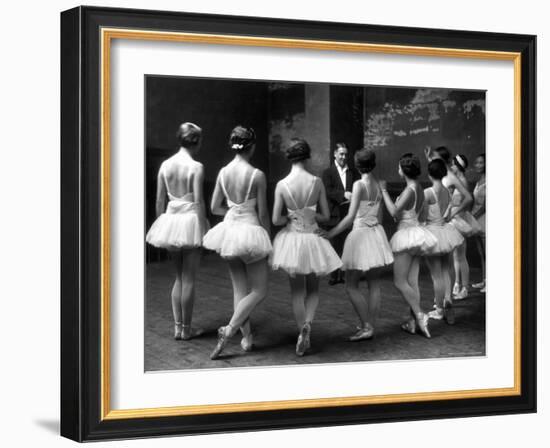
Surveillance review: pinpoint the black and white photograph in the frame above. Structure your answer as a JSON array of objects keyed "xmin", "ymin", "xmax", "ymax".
[{"xmin": 144, "ymin": 76, "xmax": 487, "ymax": 371}]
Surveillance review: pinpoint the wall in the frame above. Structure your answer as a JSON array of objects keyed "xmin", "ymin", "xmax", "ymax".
[{"xmin": 364, "ymin": 87, "xmax": 486, "ymax": 184}]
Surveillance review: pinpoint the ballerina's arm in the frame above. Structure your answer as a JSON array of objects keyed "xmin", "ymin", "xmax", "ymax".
[
  {"xmin": 210, "ymin": 173, "xmax": 228, "ymax": 216},
  {"xmin": 446, "ymin": 172, "xmax": 473, "ymax": 220},
  {"xmin": 315, "ymin": 179, "xmax": 331, "ymax": 224},
  {"xmin": 380, "ymin": 180, "xmax": 414, "ymax": 219},
  {"xmin": 155, "ymin": 165, "xmax": 167, "ymax": 218},
  {"xmin": 192, "ymin": 163, "xmax": 207, "ymax": 228},
  {"xmin": 272, "ymin": 182, "xmax": 288, "ymax": 227},
  {"xmin": 326, "ymin": 180, "xmax": 361, "ymax": 239},
  {"xmin": 255, "ymin": 171, "xmax": 271, "ymax": 234}
]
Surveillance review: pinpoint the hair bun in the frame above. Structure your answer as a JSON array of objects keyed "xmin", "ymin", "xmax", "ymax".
[
  {"xmin": 286, "ymin": 138, "xmax": 311, "ymax": 162},
  {"xmin": 229, "ymin": 125, "xmax": 256, "ymax": 153}
]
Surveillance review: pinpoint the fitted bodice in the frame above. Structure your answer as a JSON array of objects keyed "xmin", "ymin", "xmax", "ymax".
[
  {"xmin": 220, "ymin": 168, "xmax": 260, "ymax": 225},
  {"xmin": 396, "ymin": 185, "xmax": 421, "ymax": 228},
  {"xmin": 425, "ymin": 187, "xmax": 449, "ymax": 226},
  {"xmin": 162, "ymin": 166, "xmax": 197, "ymax": 214},
  {"xmin": 353, "ymin": 180, "xmax": 382, "ymax": 228},
  {"xmin": 283, "ymin": 177, "xmax": 319, "ymax": 233}
]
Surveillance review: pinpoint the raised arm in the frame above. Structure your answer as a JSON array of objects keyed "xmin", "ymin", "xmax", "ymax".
[
  {"xmin": 326, "ymin": 181, "xmax": 361, "ymax": 239},
  {"xmin": 255, "ymin": 171, "xmax": 271, "ymax": 233},
  {"xmin": 155, "ymin": 165, "xmax": 167, "ymax": 217},
  {"xmin": 380, "ymin": 180, "xmax": 414, "ymax": 219},
  {"xmin": 210, "ymin": 172, "xmax": 228, "ymax": 217}
]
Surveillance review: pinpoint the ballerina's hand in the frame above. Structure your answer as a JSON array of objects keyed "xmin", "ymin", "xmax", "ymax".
[
  {"xmin": 424, "ymin": 146, "xmax": 432, "ymax": 160},
  {"xmin": 316, "ymin": 228, "xmax": 330, "ymax": 239},
  {"xmin": 379, "ymin": 180, "xmax": 387, "ymax": 191}
]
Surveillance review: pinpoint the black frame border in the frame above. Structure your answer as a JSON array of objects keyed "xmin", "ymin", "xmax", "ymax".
[{"xmin": 60, "ymin": 6, "xmax": 536, "ymax": 442}]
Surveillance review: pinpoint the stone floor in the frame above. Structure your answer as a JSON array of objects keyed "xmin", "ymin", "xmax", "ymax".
[{"xmin": 145, "ymin": 253, "xmax": 486, "ymax": 371}]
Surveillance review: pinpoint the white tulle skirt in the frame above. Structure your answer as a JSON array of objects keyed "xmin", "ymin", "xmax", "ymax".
[
  {"xmin": 421, "ymin": 223, "xmax": 465, "ymax": 256},
  {"xmin": 270, "ymin": 229, "xmax": 342, "ymax": 277},
  {"xmin": 203, "ymin": 221, "xmax": 272, "ymax": 264},
  {"xmin": 341, "ymin": 225, "xmax": 394, "ymax": 271},
  {"xmin": 146, "ymin": 208, "xmax": 206, "ymax": 250},
  {"xmin": 449, "ymin": 211, "xmax": 482, "ymax": 237},
  {"xmin": 390, "ymin": 224, "xmax": 438, "ymax": 255}
]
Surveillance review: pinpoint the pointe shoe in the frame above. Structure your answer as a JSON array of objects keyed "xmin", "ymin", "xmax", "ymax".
[
  {"xmin": 472, "ymin": 281, "xmax": 485, "ymax": 289},
  {"xmin": 174, "ymin": 322, "xmax": 183, "ymax": 340},
  {"xmin": 480, "ymin": 285, "xmax": 486, "ymax": 293},
  {"xmin": 401, "ymin": 318, "xmax": 417, "ymax": 335},
  {"xmin": 349, "ymin": 324, "xmax": 374, "ymax": 341},
  {"xmin": 428, "ymin": 307, "xmax": 444, "ymax": 320},
  {"xmin": 415, "ymin": 312, "xmax": 431, "ymax": 338},
  {"xmin": 453, "ymin": 286, "xmax": 469, "ymax": 300},
  {"xmin": 443, "ymin": 299, "xmax": 455, "ymax": 325},
  {"xmin": 452, "ymin": 283, "xmax": 461, "ymax": 296},
  {"xmin": 240, "ymin": 333, "xmax": 254, "ymax": 352},
  {"xmin": 296, "ymin": 323, "xmax": 311, "ymax": 356},
  {"xmin": 210, "ymin": 326, "xmax": 231, "ymax": 360}
]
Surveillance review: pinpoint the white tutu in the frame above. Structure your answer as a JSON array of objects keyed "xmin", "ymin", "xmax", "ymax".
[
  {"xmin": 421, "ymin": 223, "xmax": 464, "ymax": 256},
  {"xmin": 450, "ymin": 211, "xmax": 482, "ymax": 237},
  {"xmin": 203, "ymin": 221, "xmax": 272, "ymax": 264},
  {"xmin": 341, "ymin": 226, "xmax": 394, "ymax": 271},
  {"xmin": 146, "ymin": 202, "xmax": 206, "ymax": 250},
  {"xmin": 390, "ymin": 224, "xmax": 438, "ymax": 255},
  {"xmin": 271, "ymin": 228, "xmax": 342, "ymax": 276}
]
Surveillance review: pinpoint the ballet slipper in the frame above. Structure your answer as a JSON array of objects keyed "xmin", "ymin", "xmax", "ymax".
[
  {"xmin": 174, "ymin": 322, "xmax": 183, "ymax": 340},
  {"xmin": 210, "ymin": 325, "xmax": 233, "ymax": 360},
  {"xmin": 415, "ymin": 312, "xmax": 431, "ymax": 338}
]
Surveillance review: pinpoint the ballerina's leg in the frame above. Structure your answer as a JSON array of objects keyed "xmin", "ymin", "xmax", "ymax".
[
  {"xmin": 226, "ymin": 257, "xmax": 269, "ymax": 335},
  {"xmin": 365, "ymin": 270, "xmax": 382, "ymax": 328},
  {"xmin": 289, "ymin": 275, "xmax": 307, "ymax": 330},
  {"xmin": 170, "ymin": 250, "xmax": 184, "ymax": 326},
  {"xmin": 393, "ymin": 253, "xmax": 421, "ymax": 315},
  {"xmin": 425, "ymin": 256, "xmax": 445, "ymax": 309},
  {"xmin": 180, "ymin": 248, "xmax": 200, "ymax": 327},
  {"xmin": 304, "ymin": 273, "xmax": 320, "ymax": 325},
  {"xmin": 345, "ymin": 270, "xmax": 368, "ymax": 327},
  {"xmin": 227, "ymin": 258, "xmax": 251, "ymax": 338}
]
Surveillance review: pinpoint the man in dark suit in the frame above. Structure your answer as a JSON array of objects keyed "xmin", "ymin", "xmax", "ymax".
[{"xmin": 322, "ymin": 143, "xmax": 359, "ymax": 285}]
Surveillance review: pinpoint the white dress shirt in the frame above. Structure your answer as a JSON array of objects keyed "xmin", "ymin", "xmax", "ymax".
[{"xmin": 335, "ymin": 163, "xmax": 349, "ymax": 190}]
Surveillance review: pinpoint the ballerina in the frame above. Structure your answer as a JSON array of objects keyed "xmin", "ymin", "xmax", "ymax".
[
  {"xmin": 425, "ymin": 146, "xmax": 475, "ymax": 301},
  {"xmin": 380, "ymin": 153, "xmax": 437, "ymax": 338},
  {"xmin": 326, "ymin": 149, "xmax": 394, "ymax": 341},
  {"xmin": 448, "ymin": 154, "xmax": 481, "ymax": 299},
  {"xmin": 471, "ymin": 153, "xmax": 486, "ymax": 293},
  {"xmin": 145, "ymin": 122, "xmax": 208, "ymax": 340},
  {"xmin": 271, "ymin": 138, "xmax": 342, "ymax": 356},
  {"xmin": 420, "ymin": 159, "xmax": 464, "ymax": 324},
  {"xmin": 203, "ymin": 126, "xmax": 272, "ymax": 359}
]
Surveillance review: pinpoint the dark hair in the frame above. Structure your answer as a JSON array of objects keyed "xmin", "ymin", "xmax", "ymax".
[
  {"xmin": 334, "ymin": 142, "xmax": 348, "ymax": 153},
  {"xmin": 399, "ymin": 153, "xmax": 421, "ymax": 179},
  {"xmin": 229, "ymin": 126, "xmax": 256, "ymax": 153},
  {"xmin": 428, "ymin": 158, "xmax": 448, "ymax": 180},
  {"xmin": 434, "ymin": 146, "xmax": 451, "ymax": 164},
  {"xmin": 354, "ymin": 148, "xmax": 376, "ymax": 173},
  {"xmin": 476, "ymin": 153, "xmax": 486, "ymax": 161},
  {"xmin": 286, "ymin": 138, "xmax": 311, "ymax": 162},
  {"xmin": 453, "ymin": 154, "xmax": 469, "ymax": 172},
  {"xmin": 176, "ymin": 122, "xmax": 202, "ymax": 148}
]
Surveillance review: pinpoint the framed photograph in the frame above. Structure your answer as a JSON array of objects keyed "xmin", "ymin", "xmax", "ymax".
[{"xmin": 60, "ymin": 5, "xmax": 536, "ymax": 442}]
